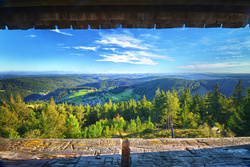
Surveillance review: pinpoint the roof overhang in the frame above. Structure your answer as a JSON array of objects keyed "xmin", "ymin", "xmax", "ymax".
[{"xmin": 0, "ymin": 0, "xmax": 250, "ymax": 30}]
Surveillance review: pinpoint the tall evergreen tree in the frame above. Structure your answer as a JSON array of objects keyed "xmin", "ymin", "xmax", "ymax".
[
  {"xmin": 232, "ymin": 79, "xmax": 245, "ymax": 110},
  {"xmin": 208, "ymin": 83, "xmax": 223, "ymax": 125},
  {"xmin": 39, "ymin": 98, "xmax": 66, "ymax": 138},
  {"xmin": 229, "ymin": 87, "xmax": 250, "ymax": 136},
  {"xmin": 64, "ymin": 114, "xmax": 81, "ymax": 138}
]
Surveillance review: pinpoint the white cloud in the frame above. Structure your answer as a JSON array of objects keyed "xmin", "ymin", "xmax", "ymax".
[
  {"xmin": 103, "ymin": 48, "xmax": 116, "ymax": 52},
  {"xmin": 97, "ymin": 52, "xmax": 158, "ymax": 65},
  {"xmin": 29, "ymin": 35, "xmax": 36, "ymax": 38},
  {"xmin": 130, "ymin": 51, "xmax": 173, "ymax": 61},
  {"xmin": 140, "ymin": 34, "xmax": 160, "ymax": 39},
  {"xmin": 96, "ymin": 34, "xmax": 148, "ymax": 50},
  {"xmin": 51, "ymin": 29, "xmax": 73, "ymax": 36},
  {"xmin": 201, "ymin": 37, "xmax": 211, "ymax": 45},
  {"xmin": 61, "ymin": 46, "xmax": 70, "ymax": 49},
  {"xmin": 96, "ymin": 50, "xmax": 173, "ymax": 65},
  {"xmin": 74, "ymin": 46, "xmax": 99, "ymax": 51},
  {"xmin": 232, "ymin": 55, "xmax": 245, "ymax": 58},
  {"xmin": 216, "ymin": 40, "xmax": 250, "ymax": 52},
  {"xmin": 70, "ymin": 53, "xmax": 84, "ymax": 56},
  {"xmin": 220, "ymin": 51, "xmax": 241, "ymax": 55},
  {"xmin": 179, "ymin": 63, "xmax": 239, "ymax": 69}
]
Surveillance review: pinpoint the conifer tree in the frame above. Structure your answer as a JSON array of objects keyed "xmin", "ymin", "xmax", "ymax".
[
  {"xmin": 232, "ymin": 79, "xmax": 245, "ymax": 111},
  {"xmin": 229, "ymin": 87, "xmax": 250, "ymax": 136},
  {"xmin": 129, "ymin": 119, "xmax": 137, "ymax": 133},
  {"xmin": 208, "ymin": 83, "xmax": 223, "ymax": 125},
  {"xmin": 39, "ymin": 98, "xmax": 66, "ymax": 138},
  {"xmin": 65, "ymin": 114, "xmax": 81, "ymax": 138},
  {"xmin": 74, "ymin": 104, "xmax": 86, "ymax": 128}
]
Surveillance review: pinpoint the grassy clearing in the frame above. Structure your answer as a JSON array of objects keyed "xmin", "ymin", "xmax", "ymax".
[
  {"xmin": 57, "ymin": 89, "xmax": 92, "ymax": 104},
  {"xmin": 57, "ymin": 88, "xmax": 141, "ymax": 105},
  {"xmin": 111, "ymin": 89, "xmax": 140, "ymax": 103},
  {"xmin": 68, "ymin": 89, "xmax": 91, "ymax": 98},
  {"xmin": 0, "ymin": 90, "xmax": 5, "ymax": 92}
]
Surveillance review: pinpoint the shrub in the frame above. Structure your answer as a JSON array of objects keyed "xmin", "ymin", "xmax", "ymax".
[{"xmin": 142, "ymin": 128, "xmax": 153, "ymax": 134}]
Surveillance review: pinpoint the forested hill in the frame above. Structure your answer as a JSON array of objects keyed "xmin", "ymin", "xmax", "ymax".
[
  {"xmin": 133, "ymin": 78, "xmax": 250, "ymax": 101},
  {"xmin": 199, "ymin": 79, "xmax": 250, "ymax": 97},
  {"xmin": 133, "ymin": 78, "xmax": 200, "ymax": 101},
  {"xmin": 78, "ymin": 76, "xmax": 159, "ymax": 90},
  {"xmin": 0, "ymin": 76, "xmax": 106, "ymax": 102}
]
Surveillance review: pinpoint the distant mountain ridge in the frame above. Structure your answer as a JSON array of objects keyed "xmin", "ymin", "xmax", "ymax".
[
  {"xmin": 133, "ymin": 78, "xmax": 250, "ymax": 101},
  {"xmin": 1, "ymin": 74, "xmax": 250, "ymax": 103},
  {"xmin": 77, "ymin": 76, "xmax": 160, "ymax": 90}
]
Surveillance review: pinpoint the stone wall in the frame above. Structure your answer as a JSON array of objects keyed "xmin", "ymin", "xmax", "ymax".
[
  {"xmin": 1, "ymin": 137, "xmax": 250, "ymax": 166},
  {"xmin": 128, "ymin": 137, "xmax": 250, "ymax": 166},
  {"xmin": 0, "ymin": 138, "xmax": 122, "ymax": 166}
]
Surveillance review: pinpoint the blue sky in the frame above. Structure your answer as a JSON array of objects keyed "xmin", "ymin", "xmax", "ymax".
[{"xmin": 0, "ymin": 25, "xmax": 249, "ymax": 73}]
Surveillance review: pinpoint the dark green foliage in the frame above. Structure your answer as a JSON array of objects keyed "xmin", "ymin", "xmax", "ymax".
[
  {"xmin": 0, "ymin": 76, "xmax": 98, "ymax": 102},
  {"xmin": 133, "ymin": 78, "xmax": 250, "ymax": 101},
  {"xmin": 232, "ymin": 80, "xmax": 245, "ymax": 110},
  {"xmin": 0, "ymin": 80, "xmax": 249, "ymax": 139},
  {"xmin": 133, "ymin": 78, "xmax": 200, "ymax": 101},
  {"xmin": 228, "ymin": 88, "xmax": 250, "ymax": 136},
  {"xmin": 200, "ymin": 79, "xmax": 250, "ymax": 97},
  {"xmin": 78, "ymin": 77, "xmax": 158, "ymax": 90},
  {"xmin": 41, "ymin": 87, "xmax": 95, "ymax": 101},
  {"xmin": 142, "ymin": 128, "xmax": 153, "ymax": 134}
]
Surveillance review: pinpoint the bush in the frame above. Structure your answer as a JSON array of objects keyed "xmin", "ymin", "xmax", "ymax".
[
  {"xmin": 142, "ymin": 128, "xmax": 153, "ymax": 134},
  {"xmin": 143, "ymin": 133, "xmax": 155, "ymax": 139}
]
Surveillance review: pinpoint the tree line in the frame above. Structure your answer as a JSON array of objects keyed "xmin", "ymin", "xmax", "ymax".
[{"xmin": 0, "ymin": 80, "xmax": 249, "ymax": 139}]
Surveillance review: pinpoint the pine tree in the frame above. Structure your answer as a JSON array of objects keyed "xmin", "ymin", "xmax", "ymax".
[
  {"xmin": 39, "ymin": 100, "xmax": 66, "ymax": 138},
  {"xmin": 229, "ymin": 87, "xmax": 250, "ymax": 136},
  {"xmin": 208, "ymin": 83, "xmax": 223, "ymax": 125},
  {"xmin": 0, "ymin": 105, "xmax": 20, "ymax": 138},
  {"xmin": 74, "ymin": 104, "xmax": 86, "ymax": 128},
  {"xmin": 129, "ymin": 119, "xmax": 137, "ymax": 133},
  {"xmin": 180, "ymin": 88, "xmax": 192, "ymax": 108},
  {"xmin": 181, "ymin": 100, "xmax": 189, "ymax": 128},
  {"xmin": 190, "ymin": 94, "xmax": 200, "ymax": 115},
  {"xmin": 232, "ymin": 80, "xmax": 245, "ymax": 111},
  {"xmin": 65, "ymin": 114, "xmax": 81, "ymax": 138},
  {"xmin": 136, "ymin": 116, "xmax": 142, "ymax": 132}
]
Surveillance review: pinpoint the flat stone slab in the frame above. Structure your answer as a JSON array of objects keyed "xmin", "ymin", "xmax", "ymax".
[
  {"xmin": 129, "ymin": 137, "xmax": 250, "ymax": 167},
  {"xmin": 0, "ymin": 138, "xmax": 122, "ymax": 167},
  {"xmin": 1, "ymin": 137, "xmax": 250, "ymax": 166}
]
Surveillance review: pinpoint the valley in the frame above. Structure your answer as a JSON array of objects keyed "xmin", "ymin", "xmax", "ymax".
[{"xmin": 0, "ymin": 73, "xmax": 249, "ymax": 140}]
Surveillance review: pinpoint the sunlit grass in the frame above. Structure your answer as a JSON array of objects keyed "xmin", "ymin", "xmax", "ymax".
[
  {"xmin": 56, "ymin": 89, "xmax": 91, "ymax": 104},
  {"xmin": 68, "ymin": 89, "xmax": 89, "ymax": 98},
  {"xmin": 111, "ymin": 89, "xmax": 140, "ymax": 103}
]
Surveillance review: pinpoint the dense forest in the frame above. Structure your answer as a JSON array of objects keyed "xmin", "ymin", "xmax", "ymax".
[
  {"xmin": 2, "ymin": 75, "xmax": 250, "ymax": 107},
  {"xmin": 0, "ymin": 80, "xmax": 249, "ymax": 139},
  {"xmin": 78, "ymin": 76, "xmax": 158, "ymax": 90},
  {"xmin": 133, "ymin": 78, "xmax": 250, "ymax": 100},
  {"xmin": 0, "ymin": 76, "xmax": 106, "ymax": 102}
]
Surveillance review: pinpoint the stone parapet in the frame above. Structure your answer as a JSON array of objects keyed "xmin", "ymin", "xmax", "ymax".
[
  {"xmin": 0, "ymin": 138, "xmax": 122, "ymax": 166},
  {"xmin": 128, "ymin": 137, "xmax": 250, "ymax": 166},
  {"xmin": 0, "ymin": 137, "xmax": 250, "ymax": 166}
]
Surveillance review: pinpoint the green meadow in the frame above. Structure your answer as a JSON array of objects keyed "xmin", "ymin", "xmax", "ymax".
[
  {"xmin": 56, "ymin": 89, "xmax": 94, "ymax": 104},
  {"xmin": 56, "ymin": 88, "xmax": 141, "ymax": 105}
]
